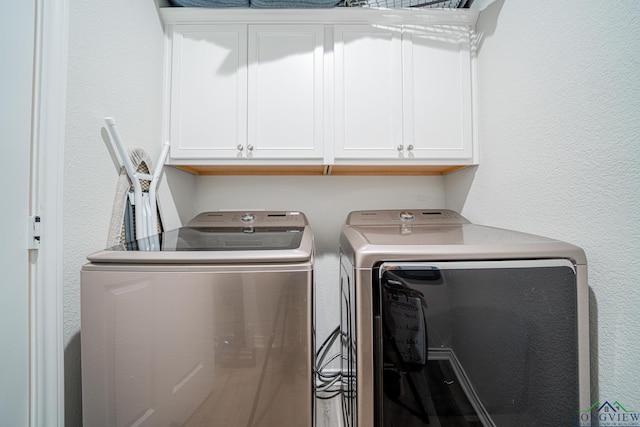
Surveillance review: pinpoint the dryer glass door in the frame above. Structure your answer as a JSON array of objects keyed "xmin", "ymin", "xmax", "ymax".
[{"xmin": 374, "ymin": 260, "xmax": 579, "ymax": 427}]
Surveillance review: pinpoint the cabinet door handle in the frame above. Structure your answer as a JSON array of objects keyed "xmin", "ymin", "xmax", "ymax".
[
  {"xmin": 407, "ymin": 144, "xmax": 414, "ymax": 151},
  {"xmin": 397, "ymin": 145, "xmax": 404, "ymax": 151},
  {"xmin": 247, "ymin": 145, "xmax": 254, "ymax": 152},
  {"xmin": 237, "ymin": 144, "xmax": 244, "ymax": 151}
]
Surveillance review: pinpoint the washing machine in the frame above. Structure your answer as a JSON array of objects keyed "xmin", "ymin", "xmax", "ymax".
[
  {"xmin": 81, "ymin": 211, "xmax": 314, "ymax": 427},
  {"xmin": 339, "ymin": 209, "xmax": 589, "ymax": 427}
]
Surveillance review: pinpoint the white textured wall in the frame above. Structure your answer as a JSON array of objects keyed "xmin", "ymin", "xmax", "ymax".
[
  {"xmin": 448, "ymin": 0, "xmax": 640, "ymax": 406},
  {"xmin": 63, "ymin": 1, "xmax": 194, "ymax": 425}
]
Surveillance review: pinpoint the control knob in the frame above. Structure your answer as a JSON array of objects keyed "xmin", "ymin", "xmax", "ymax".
[
  {"xmin": 241, "ymin": 213, "xmax": 256, "ymax": 223},
  {"xmin": 399, "ymin": 211, "xmax": 414, "ymax": 221}
]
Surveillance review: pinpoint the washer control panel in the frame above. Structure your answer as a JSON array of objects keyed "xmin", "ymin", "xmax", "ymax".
[
  {"xmin": 346, "ymin": 209, "xmax": 470, "ymax": 226},
  {"xmin": 186, "ymin": 211, "xmax": 308, "ymax": 228}
]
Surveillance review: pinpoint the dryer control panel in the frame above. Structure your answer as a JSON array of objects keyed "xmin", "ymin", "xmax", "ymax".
[{"xmin": 345, "ymin": 209, "xmax": 470, "ymax": 226}]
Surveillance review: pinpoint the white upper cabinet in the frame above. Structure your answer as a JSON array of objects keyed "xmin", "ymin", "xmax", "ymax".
[
  {"xmin": 161, "ymin": 9, "xmax": 478, "ymax": 174},
  {"xmin": 334, "ymin": 25, "xmax": 403, "ymax": 160},
  {"xmin": 402, "ymin": 26, "xmax": 473, "ymax": 160},
  {"xmin": 247, "ymin": 25, "xmax": 324, "ymax": 160},
  {"xmin": 334, "ymin": 24, "xmax": 473, "ymax": 162},
  {"xmin": 170, "ymin": 25, "xmax": 247, "ymax": 159},
  {"xmin": 168, "ymin": 23, "xmax": 324, "ymax": 162}
]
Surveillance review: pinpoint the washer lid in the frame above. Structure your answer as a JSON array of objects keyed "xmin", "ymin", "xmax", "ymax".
[
  {"xmin": 137, "ymin": 226, "xmax": 305, "ymax": 251},
  {"xmin": 86, "ymin": 211, "xmax": 313, "ymax": 264}
]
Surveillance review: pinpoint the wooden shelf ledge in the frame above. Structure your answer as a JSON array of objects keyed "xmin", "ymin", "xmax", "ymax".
[{"xmin": 172, "ymin": 164, "xmax": 467, "ymax": 176}]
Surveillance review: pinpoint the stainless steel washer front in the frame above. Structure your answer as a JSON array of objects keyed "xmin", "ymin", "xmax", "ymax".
[{"xmin": 81, "ymin": 211, "xmax": 314, "ymax": 427}]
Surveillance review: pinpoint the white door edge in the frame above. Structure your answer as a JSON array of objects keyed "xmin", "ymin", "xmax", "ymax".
[{"xmin": 30, "ymin": 0, "xmax": 68, "ymax": 425}]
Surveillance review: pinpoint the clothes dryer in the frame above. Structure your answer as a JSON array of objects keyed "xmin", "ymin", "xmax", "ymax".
[
  {"xmin": 81, "ymin": 211, "xmax": 314, "ymax": 427},
  {"xmin": 339, "ymin": 209, "xmax": 589, "ymax": 427}
]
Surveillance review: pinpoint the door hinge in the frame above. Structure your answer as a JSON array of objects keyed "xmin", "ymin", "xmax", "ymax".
[{"xmin": 28, "ymin": 215, "xmax": 41, "ymax": 250}]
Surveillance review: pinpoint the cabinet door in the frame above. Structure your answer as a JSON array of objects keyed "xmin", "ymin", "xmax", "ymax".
[
  {"xmin": 248, "ymin": 25, "xmax": 324, "ymax": 160},
  {"xmin": 334, "ymin": 25, "xmax": 403, "ymax": 160},
  {"xmin": 402, "ymin": 27, "xmax": 473, "ymax": 159},
  {"xmin": 169, "ymin": 25, "xmax": 247, "ymax": 159}
]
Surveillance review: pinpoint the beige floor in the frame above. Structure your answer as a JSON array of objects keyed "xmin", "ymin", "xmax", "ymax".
[{"xmin": 315, "ymin": 395, "xmax": 344, "ymax": 427}]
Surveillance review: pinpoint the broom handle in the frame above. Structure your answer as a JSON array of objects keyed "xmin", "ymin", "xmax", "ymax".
[
  {"xmin": 148, "ymin": 142, "xmax": 170, "ymax": 236},
  {"xmin": 105, "ymin": 118, "xmax": 147, "ymax": 242}
]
